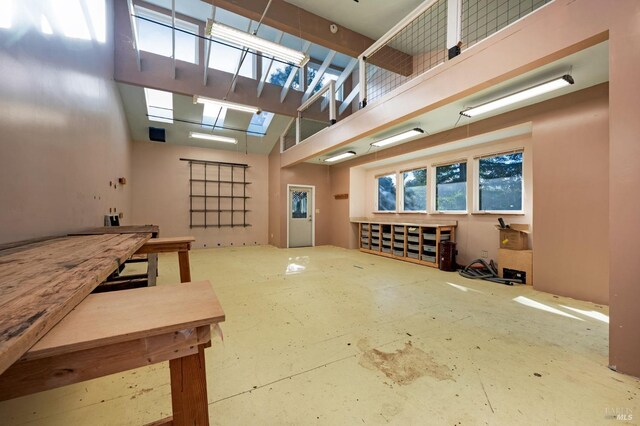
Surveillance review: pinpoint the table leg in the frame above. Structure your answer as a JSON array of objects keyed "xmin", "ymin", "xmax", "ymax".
[
  {"xmin": 147, "ymin": 253, "xmax": 158, "ymax": 286},
  {"xmin": 178, "ymin": 251, "xmax": 191, "ymax": 283},
  {"xmin": 169, "ymin": 345, "xmax": 209, "ymax": 426}
]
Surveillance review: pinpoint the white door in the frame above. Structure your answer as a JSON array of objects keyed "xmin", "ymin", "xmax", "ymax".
[{"xmin": 288, "ymin": 186, "xmax": 313, "ymax": 248}]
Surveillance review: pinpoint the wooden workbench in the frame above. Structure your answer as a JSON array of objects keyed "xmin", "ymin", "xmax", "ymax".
[{"xmin": 0, "ymin": 232, "xmax": 151, "ymax": 375}]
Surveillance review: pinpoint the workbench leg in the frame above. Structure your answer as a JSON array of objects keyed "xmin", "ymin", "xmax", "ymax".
[
  {"xmin": 178, "ymin": 251, "xmax": 191, "ymax": 283},
  {"xmin": 147, "ymin": 254, "xmax": 158, "ymax": 287},
  {"xmin": 169, "ymin": 345, "xmax": 209, "ymax": 426}
]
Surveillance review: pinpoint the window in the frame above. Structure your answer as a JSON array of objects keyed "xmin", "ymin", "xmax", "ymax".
[
  {"xmin": 209, "ymin": 42, "xmax": 254, "ymax": 78},
  {"xmin": 478, "ymin": 151, "xmax": 523, "ymax": 211},
  {"xmin": 377, "ymin": 174, "xmax": 397, "ymax": 211},
  {"xmin": 201, "ymin": 103, "xmax": 227, "ymax": 128},
  {"xmin": 435, "ymin": 162, "xmax": 467, "ymax": 211},
  {"xmin": 291, "ymin": 191, "xmax": 308, "ymax": 218},
  {"xmin": 144, "ymin": 88, "xmax": 173, "ymax": 123},
  {"xmin": 402, "ymin": 168, "xmax": 427, "ymax": 211},
  {"xmin": 135, "ymin": 6, "xmax": 199, "ymax": 64},
  {"xmin": 0, "ymin": 1, "xmax": 12, "ymax": 29},
  {"xmin": 247, "ymin": 111, "xmax": 274, "ymax": 134}
]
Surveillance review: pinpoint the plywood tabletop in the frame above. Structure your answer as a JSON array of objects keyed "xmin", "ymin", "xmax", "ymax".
[
  {"xmin": 0, "ymin": 233, "xmax": 151, "ymax": 374},
  {"xmin": 23, "ymin": 281, "xmax": 225, "ymax": 361},
  {"xmin": 69, "ymin": 225, "xmax": 160, "ymax": 237}
]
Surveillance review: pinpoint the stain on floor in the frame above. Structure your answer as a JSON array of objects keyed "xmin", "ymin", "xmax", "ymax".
[{"xmin": 358, "ymin": 339, "xmax": 453, "ymax": 385}]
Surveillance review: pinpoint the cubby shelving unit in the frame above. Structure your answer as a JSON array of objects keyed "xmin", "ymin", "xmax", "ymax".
[
  {"xmin": 355, "ymin": 219, "xmax": 456, "ymax": 268},
  {"xmin": 181, "ymin": 158, "xmax": 252, "ymax": 229}
]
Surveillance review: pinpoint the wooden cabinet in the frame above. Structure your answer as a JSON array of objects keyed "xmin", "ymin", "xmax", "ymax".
[{"xmin": 357, "ymin": 221, "xmax": 456, "ymax": 268}]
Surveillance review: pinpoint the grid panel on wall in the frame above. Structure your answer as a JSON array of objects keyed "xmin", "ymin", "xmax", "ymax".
[
  {"xmin": 365, "ymin": 0, "xmax": 447, "ymax": 104},
  {"xmin": 461, "ymin": 0, "xmax": 552, "ymax": 49}
]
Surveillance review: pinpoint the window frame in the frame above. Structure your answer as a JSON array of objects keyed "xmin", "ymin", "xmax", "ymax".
[
  {"xmin": 134, "ymin": 5, "xmax": 200, "ymax": 65},
  {"xmin": 399, "ymin": 167, "xmax": 428, "ymax": 213},
  {"xmin": 374, "ymin": 172, "xmax": 398, "ymax": 213},
  {"xmin": 431, "ymin": 160, "xmax": 468, "ymax": 214},
  {"xmin": 473, "ymin": 149, "xmax": 525, "ymax": 215}
]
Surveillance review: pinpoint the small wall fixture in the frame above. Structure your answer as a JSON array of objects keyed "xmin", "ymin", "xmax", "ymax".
[
  {"xmin": 206, "ymin": 20, "xmax": 310, "ymax": 67},
  {"xmin": 460, "ymin": 74, "xmax": 575, "ymax": 118},
  {"xmin": 189, "ymin": 132, "xmax": 238, "ymax": 144},
  {"xmin": 371, "ymin": 128, "xmax": 424, "ymax": 147},
  {"xmin": 325, "ymin": 151, "xmax": 356, "ymax": 163},
  {"xmin": 194, "ymin": 95, "xmax": 261, "ymax": 114}
]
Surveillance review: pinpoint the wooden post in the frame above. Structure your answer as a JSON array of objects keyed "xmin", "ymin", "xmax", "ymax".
[
  {"xmin": 178, "ymin": 251, "xmax": 191, "ymax": 283},
  {"xmin": 169, "ymin": 345, "xmax": 209, "ymax": 426}
]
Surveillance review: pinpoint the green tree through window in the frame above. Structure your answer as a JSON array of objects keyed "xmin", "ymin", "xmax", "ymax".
[
  {"xmin": 436, "ymin": 163, "xmax": 467, "ymax": 211},
  {"xmin": 478, "ymin": 152, "xmax": 523, "ymax": 211},
  {"xmin": 377, "ymin": 174, "xmax": 396, "ymax": 211},
  {"xmin": 403, "ymin": 169, "xmax": 427, "ymax": 211}
]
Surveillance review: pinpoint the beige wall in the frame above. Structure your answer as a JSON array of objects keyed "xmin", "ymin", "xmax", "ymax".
[
  {"xmin": 0, "ymin": 0, "xmax": 132, "ymax": 244},
  {"xmin": 328, "ymin": 84, "xmax": 609, "ymax": 305},
  {"xmin": 268, "ymin": 144, "xmax": 332, "ymax": 248},
  {"xmin": 131, "ymin": 141, "xmax": 268, "ymax": 248}
]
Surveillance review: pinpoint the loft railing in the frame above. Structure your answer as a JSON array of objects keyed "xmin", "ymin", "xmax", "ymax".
[
  {"xmin": 358, "ymin": 0, "xmax": 553, "ymax": 107},
  {"xmin": 282, "ymin": 80, "xmax": 337, "ymax": 151}
]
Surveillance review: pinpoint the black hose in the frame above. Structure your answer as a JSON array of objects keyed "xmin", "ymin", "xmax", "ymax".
[{"xmin": 458, "ymin": 258, "xmax": 522, "ymax": 286}]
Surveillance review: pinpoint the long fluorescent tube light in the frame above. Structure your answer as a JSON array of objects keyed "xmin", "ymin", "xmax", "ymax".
[
  {"xmin": 461, "ymin": 75, "xmax": 575, "ymax": 118},
  {"xmin": 371, "ymin": 128, "xmax": 424, "ymax": 147},
  {"xmin": 325, "ymin": 151, "xmax": 356, "ymax": 163},
  {"xmin": 189, "ymin": 132, "xmax": 237, "ymax": 144},
  {"xmin": 194, "ymin": 95, "xmax": 260, "ymax": 114},
  {"xmin": 206, "ymin": 20, "xmax": 309, "ymax": 67}
]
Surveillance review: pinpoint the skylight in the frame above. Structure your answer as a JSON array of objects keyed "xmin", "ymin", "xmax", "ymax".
[
  {"xmin": 40, "ymin": 15, "xmax": 53, "ymax": 35},
  {"xmin": 0, "ymin": 1, "xmax": 12, "ymax": 29},
  {"xmin": 134, "ymin": 6, "xmax": 199, "ymax": 64},
  {"xmin": 144, "ymin": 88, "xmax": 174, "ymax": 123},
  {"xmin": 209, "ymin": 42, "xmax": 254, "ymax": 78},
  {"xmin": 201, "ymin": 103, "xmax": 227, "ymax": 128},
  {"xmin": 247, "ymin": 111, "xmax": 274, "ymax": 134}
]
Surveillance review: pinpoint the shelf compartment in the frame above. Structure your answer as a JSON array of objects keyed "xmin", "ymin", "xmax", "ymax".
[
  {"xmin": 371, "ymin": 231, "xmax": 380, "ymax": 238},
  {"xmin": 393, "ymin": 226, "xmax": 405, "ymax": 233},
  {"xmin": 393, "ymin": 250, "xmax": 405, "ymax": 257},
  {"xmin": 407, "ymin": 252, "xmax": 420, "ymax": 260},
  {"xmin": 421, "ymin": 255, "xmax": 436, "ymax": 262},
  {"xmin": 382, "ymin": 247, "xmax": 391, "ymax": 253},
  {"xmin": 407, "ymin": 235, "xmax": 419, "ymax": 243},
  {"xmin": 408, "ymin": 244, "xmax": 419, "ymax": 251}
]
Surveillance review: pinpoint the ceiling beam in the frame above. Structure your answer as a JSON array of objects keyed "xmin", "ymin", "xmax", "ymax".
[
  {"xmin": 281, "ymin": 41, "xmax": 311, "ymax": 103},
  {"xmin": 257, "ymin": 31, "xmax": 284, "ymax": 97},
  {"xmin": 203, "ymin": 0, "xmax": 412, "ymax": 76},
  {"xmin": 302, "ymin": 50, "xmax": 336, "ymax": 102}
]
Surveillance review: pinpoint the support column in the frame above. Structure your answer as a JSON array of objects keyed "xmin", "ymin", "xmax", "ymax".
[
  {"xmin": 609, "ymin": 4, "xmax": 640, "ymax": 377},
  {"xmin": 446, "ymin": 0, "xmax": 462, "ymax": 49}
]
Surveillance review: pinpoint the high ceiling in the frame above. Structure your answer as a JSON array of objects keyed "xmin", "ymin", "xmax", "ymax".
[
  {"xmin": 117, "ymin": 83, "xmax": 291, "ymax": 154},
  {"xmin": 284, "ymin": 0, "xmax": 424, "ymax": 40}
]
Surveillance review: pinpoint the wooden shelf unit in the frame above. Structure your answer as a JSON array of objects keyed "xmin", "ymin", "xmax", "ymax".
[{"xmin": 357, "ymin": 221, "xmax": 456, "ymax": 268}]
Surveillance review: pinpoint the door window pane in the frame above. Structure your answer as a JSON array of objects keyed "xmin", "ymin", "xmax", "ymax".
[
  {"xmin": 402, "ymin": 168, "xmax": 427, "ymax": 211},
  {"xmin": 377, "ymin": 174, "xmax": 397, "ymax": 211},
  {"xmin": 291, "ymin": 191, "xmax": 308, "ymax": 218},
  {"xmin": 436, "ymin": 162, "xmax": 467, "ymax": 211},
  {"xmin": 479, "ymin": 152, "xmax": 523, "ymax": 211}
]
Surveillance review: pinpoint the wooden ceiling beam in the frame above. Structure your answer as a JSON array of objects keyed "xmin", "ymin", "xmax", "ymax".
[{"xmin": 204, "ymin": 0, "xmax": 413, "ymax": 76}]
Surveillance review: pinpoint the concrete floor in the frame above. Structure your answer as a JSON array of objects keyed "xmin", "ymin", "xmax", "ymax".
[{"xmin": 0, "ymin": 245, "xmax": 638, "ymax": 425}]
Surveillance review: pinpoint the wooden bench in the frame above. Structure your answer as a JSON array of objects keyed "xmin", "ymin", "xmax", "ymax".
[
  {"xmin": 95, "ymin": 236, "xmax": 196, "ymax": 292},
  {"xmin": 0, "ymin": 281, "xmax": 225, "ymax": 425}
]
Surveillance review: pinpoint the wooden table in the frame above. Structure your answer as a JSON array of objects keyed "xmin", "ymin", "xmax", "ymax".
[
  {"xmin": 0, "ymin": 281, "xmax": 225, "ymax": 425},
  {"xmin": 69, "ymin": 225, "xmax": 160, "ymax": 238},
  {"xmin": 0, "ymin": 233, "xmax": 151, "ymax": 375}
]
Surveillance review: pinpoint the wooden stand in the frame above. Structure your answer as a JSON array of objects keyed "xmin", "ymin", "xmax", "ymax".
[{"xmin": 355, "ymin": 220, "xmax": 456, "ymax": 268}]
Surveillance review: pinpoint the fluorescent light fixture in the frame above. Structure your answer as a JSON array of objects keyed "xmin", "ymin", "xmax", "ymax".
[
  {"xmin": 325, "ymin": 151, "xmax": 356, "ymax": 163},
  {"xmin": 206, "ymin": 20, "xmax": 309, "ymax": 67},
  {"xmin": 371, "ymin": 128, "xmax": 424, "ymax": 147},
  {"xmin": 189, "ymin": 132, "xmax": 237, "ymax": 144},
  {"xmin": 194, "ymin": 95, "xmax": 260, "ymax": 114},
  {"xmin": 461, "ymin": 75, "xmax": 575, "ymax": 118}
]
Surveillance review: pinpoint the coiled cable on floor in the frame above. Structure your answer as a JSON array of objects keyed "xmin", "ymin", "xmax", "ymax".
[{"xmin": 458, "ymin": 259, "xmax": 522, "ymax": 286}]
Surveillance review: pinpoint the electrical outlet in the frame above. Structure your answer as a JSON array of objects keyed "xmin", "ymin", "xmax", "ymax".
[{"xmin": 481, "ymin": 250, "xmax": 488, "ymax": 259}]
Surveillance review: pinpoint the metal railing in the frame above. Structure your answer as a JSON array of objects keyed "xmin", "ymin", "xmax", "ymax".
[
  {"xmin": 281, "ymin": 80, "xmax": 337, "ymax": 151},
  {"xmin": 359, "ymin": 0, "xmax": 553, "ymax": 107}
]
